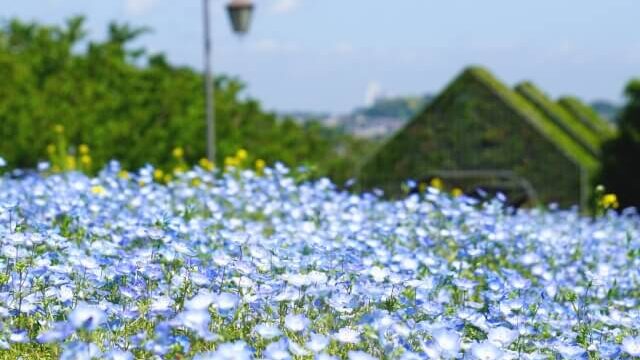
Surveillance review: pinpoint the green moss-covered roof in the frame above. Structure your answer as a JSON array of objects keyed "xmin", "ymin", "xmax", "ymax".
[
  {"xmin": 558, "ymin": 96, "xmax": 617, "ymax": 139},
  {"xmin": 466, "ymin": 67, "xmax": 599, "ymax": 171},
  {"xmin": 514, "ymin": 82, "xmax": 601, "ymax": 157}
]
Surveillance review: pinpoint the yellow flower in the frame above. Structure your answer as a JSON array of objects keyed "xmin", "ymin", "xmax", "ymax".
[
  {"xmin": 163, "ymin": 174, "xmax": 173, "ymax": 183},
  {"xmin": 430, "ymin": 177, "xmax": 443, "ymax": 190},
  {"xmin": 236, "ymin": 149, "xmax": 248, "ymax": 161},
  {"xmin": 78, "ymin": 144, "xmax": 90, "ymax": 155},
  {"xmin": 153, "ymin": 169, "xmax": 164, "ymax": 181},
  {"xmin": 91, "ymin": 185, "xmax": 106, "ymax": 195},
  {"xmin": 118, "ymin": 170, "xmax": 130, "ymax": 180},
  {"xmin": 53, "ymin": 124, "xmax": 64, "ymax": 134},
  {"xmin": 601, "ymin": 193, "xmax": 619, "ymax": 209},
  {"xmin": 191, "ymin": 178, "xmax": 202, "ymax": 187},
  {"xmin": 173, "ymin": 166, "xmax": 185, "ymax": 175},
  {"xmin": 46, "ymin": 144, "xmax": 56, "ymax": 155},
  {"xmin": 172, "ymin": 147, "xmax": 184, "ymax": 159},
  {"xmin": 224, "ymin": 156, "xmax": 238, "ymax": 169},
  {"xmin": 65, "ymin": 156, "xmax": 76, "ymax": 170},
  {"xmin": 199, "ymin": 158, "xmax": 215, "ymax": 171},
  {"xmin": 255, "ymin": 159, "xmax": 266, "ymax": 171},
  {"xmin": 80, "ymin": 155, "xmax": 92, "ymax": 166},
  {"xmin": 452, "ymin": 187, "xmax": 464, "ymax": 197}
]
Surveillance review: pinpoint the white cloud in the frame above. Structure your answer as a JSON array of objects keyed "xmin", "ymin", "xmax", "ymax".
[
  {"xmin": 125, "ymin": 0, "xmax": 157, "ymax": 16},
  {"xmin": 251, "ymin": 38, "xmax": 300, "ymax": 54},
  {"xmin": 272, "ymin": 0, "xmax": 302, "ymax": 14}
]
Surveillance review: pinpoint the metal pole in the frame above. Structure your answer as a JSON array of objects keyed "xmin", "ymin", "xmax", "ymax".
[{"xmin": 203, "ymin": 0, "xmax": 215, "ymax": 162}]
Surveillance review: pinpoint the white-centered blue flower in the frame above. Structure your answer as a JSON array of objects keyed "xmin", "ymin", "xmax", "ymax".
[
  {"xmin": 254, "ymin": 323, "xmax": 282, "ymax": 340},
  {"xmin": 68, "ymin": 304, "xmax": 106, "ymax": 331},
  {"xmin": 622, "ymin": 336, "xmax": 640, "ymax": 357},
  {"xmin": 334, "ymin": 327, "xmax": 361, "ymax": 344},
  {"xmin": 487, "ymin": 326, "xmax": 519, "ymax": 347},
  {"xmin": 284, "ymin": 314, "xmax": 309, "ymax": 332},
  {"xmin": 470, "ymin": 341, "xmax": 504, "ymax": 360},
  {"xmin": 432, "ymin": 329, "xmax": 461, "ymax": 355}
]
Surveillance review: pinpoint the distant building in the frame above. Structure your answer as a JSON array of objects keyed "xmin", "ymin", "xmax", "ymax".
[{"xmin": 358, "ymin": 66, "xmax": 615, "ymax": 207}]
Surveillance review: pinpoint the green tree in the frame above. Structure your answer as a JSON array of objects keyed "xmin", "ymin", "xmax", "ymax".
[
  {"xmin": 600, "ymin": 79, "xmax": 640, "ymax": 208},
  {"xmin": 0, "ymin": 17, "xmax": 369, "ymax": 182}
]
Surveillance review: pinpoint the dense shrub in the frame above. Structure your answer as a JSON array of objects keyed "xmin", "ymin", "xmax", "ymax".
[{"xmin": 600, "ymin": 79, "xmax": 640, "ymax": 208}]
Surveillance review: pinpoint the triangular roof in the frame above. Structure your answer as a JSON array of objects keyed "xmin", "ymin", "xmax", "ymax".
[
  {"xmin": 558, "ymin": 96, "xmax": 617, "ymax": 139},
  {"xmin": 448, "ymin": 66, "xmax": 599, "ymax": 172},
  {"xmin": 515, "ymin": 81, "xmax": 601, "ymax": 156}
]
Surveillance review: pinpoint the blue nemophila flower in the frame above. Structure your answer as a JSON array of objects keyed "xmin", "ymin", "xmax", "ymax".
[
  {"xmin": 334, "ymin": 327, "xmax": 361, "ymax": 344},
  {"xmin": 68, "ymin": 303, "xmax": 106, "ymax": 331},
  {"xmin": 0, "ymin": 157, "xmax": 5, "ymax": 167},
  {"xmin": 36, "ymin": 322, "xmax": 73, "ymax": 343},
  {"xmin": 431, "ymin": 329, "xmax": 461, "ymax": 357},
  {"xmin": 487, "ymin": 326, "xmax": 519, "ymax": 347},
  {"xmin": 554, "ymin": 343, "xmax": 586, "ymax": 359},
  {"xmin": 214, "ymin": 292, "xmax": 239, "ymax": 311},
  {"xmin": 306, "ymin": 333, "xmax": 330, "ymax": 353},
  {"xmin": 254, "ymin": 323, "xmax": 282, "ymax": 340},
  {"xmin": 0, "ymin": 162, "xmax": 638, "ymax": 357},
  {"xmin": 212, "ymin": 341, "xmax": 252, "ymax": 360},
  {"xmin": 263, "ymin": 338, "xmax": 291, "ymax": 360},
  {"xmin": 9, "ymin": 330, "xmax": 28, "ymax": 343},
  {"xmin": 103, "ymin": 349, "xmax": 135, "ymax": 360},
  {"xmin": 348, "ymin": 350, "xmax": 378, "ymax": 360},
  {"xmin": 185, "ymin": 291, "xmax": 216, "ymax": 311},
  {"xmin": 60, "ymin": 341, "xmax": 101, "ymax": 360},
  {"xmin": 284, "ymin": 313, "xmax": 309, "ymax": 332},
  {"xmin": 470, "ymin": 341, "xmax": 503, "ymax": 360},
  {"xmin": 622, "ymin": 336, "xmax": 640, "ymax": 357}
]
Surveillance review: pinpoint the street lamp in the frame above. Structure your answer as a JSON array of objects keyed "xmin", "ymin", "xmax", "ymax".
[
  {"xmin": 227, "ymin": 0, "xmax": 255, "ymax": 35},
  {"xmin": 202, "ymin": 0, "xmax": 254, "ymax": 163}
]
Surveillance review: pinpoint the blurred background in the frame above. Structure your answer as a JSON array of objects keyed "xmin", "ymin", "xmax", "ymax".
[{"xmin": 1, "ymin": 0, "xmax": 639, "ymax": 208}]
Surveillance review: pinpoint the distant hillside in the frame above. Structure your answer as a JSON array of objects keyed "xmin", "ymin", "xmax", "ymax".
[
  {"xmin": 590, "ymin": 100, "xmax": 621, "ymax": 122},
  {"xmin": 353, "ymin": 95, "xmax": 434, "ymax": 118}
]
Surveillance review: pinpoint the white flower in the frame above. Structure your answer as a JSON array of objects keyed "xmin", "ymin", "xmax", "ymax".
[
  {"xmin": 334, "ymin": 327, "xmax": 361, "ymax": 344},
  {"xmin": 622, "ymin": 336, "xmax": 640, "ymax": 357},
  {"xmin": 0, "ymin": 157, "xmax": 5, "ymax": 167},
  {"xmin": 369, "ymin": 266, "xmax": 388, "ymax": 283}
]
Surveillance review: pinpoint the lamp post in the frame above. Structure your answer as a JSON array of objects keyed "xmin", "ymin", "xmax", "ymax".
[{"xmin": 202, "ymin": 0, "xmax": 255, "ymax": 164}]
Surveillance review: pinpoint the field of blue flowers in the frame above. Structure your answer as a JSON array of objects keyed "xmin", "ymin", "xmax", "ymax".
[{"xmin": 0, "ymin": 159, "xmax": 639, "ymax": 360}]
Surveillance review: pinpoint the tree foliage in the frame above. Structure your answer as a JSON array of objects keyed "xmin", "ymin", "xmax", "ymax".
[
  {"xmin": 600, "ymin": 79, "xmax": 640, "ymax": 208},
  {"xmin": 0, "ymin": 17, "xmax": 369, "ymax": 182}
]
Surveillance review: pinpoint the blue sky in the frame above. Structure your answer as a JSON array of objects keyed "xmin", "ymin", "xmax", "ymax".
[{"xmin": 5, "ymin": 0, "xmax": 640, "ymax": 113}]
